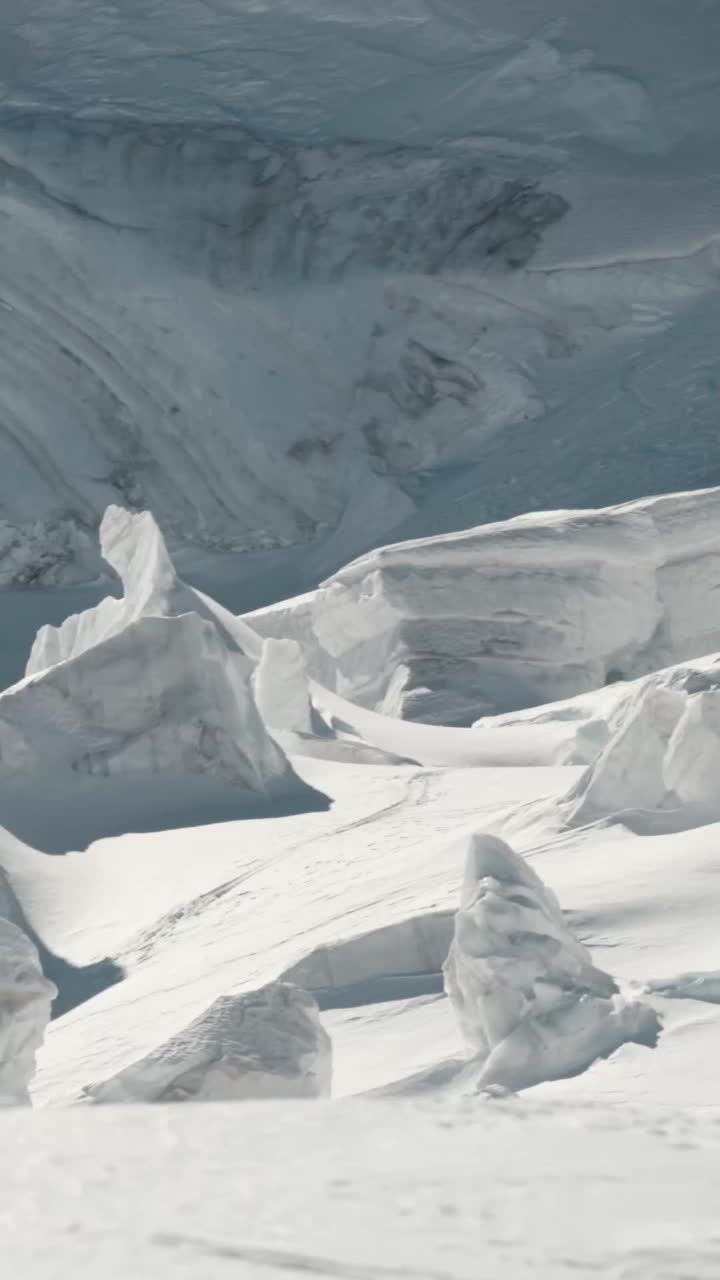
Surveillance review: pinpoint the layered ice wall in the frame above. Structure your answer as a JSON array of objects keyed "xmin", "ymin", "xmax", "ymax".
[
  {"xmin": 267, "ymin": 488, "xmax": 720, "ymax": 724},
  {"xmin": 0, "ymin": 919, "xmax": 55, "ymax": 1105},
  {"xmin": 443, "ymin": 833, "xmax": 659, "ymax": 1093},
  {"xmin": 84, "ymin": 983, "xmax": 331, "ymax": 1104}
]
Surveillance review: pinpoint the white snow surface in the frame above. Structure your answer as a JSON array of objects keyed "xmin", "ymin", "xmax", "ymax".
[{"xmin": 0, "ymin": 917, "xmax": 55, "ymax": 1105}]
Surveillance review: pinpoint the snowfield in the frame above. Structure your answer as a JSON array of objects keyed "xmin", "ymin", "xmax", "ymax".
[
  {"xmin": 5, "ymin": 1099, "xmax": 720, "ymax": 1280},
  {"xmin": 3, "ymin": 1, "xmax": 720, "ymax": 1275}
]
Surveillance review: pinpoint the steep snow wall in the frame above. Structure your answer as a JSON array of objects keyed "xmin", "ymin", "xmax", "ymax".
[{"xmin": 255, "ymin": 487, "xmax": 720, "ymax": 723}]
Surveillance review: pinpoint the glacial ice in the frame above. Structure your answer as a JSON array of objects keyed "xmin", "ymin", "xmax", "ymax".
[
  {"xmin": 0, "ymin": 918, "xmax": 55, "ymax": 1105},
  {"xmin": 443, "ymin": 833, "xmax": 660, "ymax": 1092},
  {"xmin": 83, "ymin": 983, "xmax": 331, "ymax": 1105},
  {"xmin": 0, "ymin": 507, "xmax": 320, "ymax": 849},
  {"xmin": 245, "ymin": 487, "xmax": 720, "ymax": 725}
]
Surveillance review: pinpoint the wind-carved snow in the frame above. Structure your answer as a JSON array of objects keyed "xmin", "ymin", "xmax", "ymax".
[
  {"xmin": 443, "ymin": 833, "xmax": 660, "ymax": 1093},
  {"xmin": 250, "ymin": 487, "xmax": 720, "ymax": 725},
  {"xmin": 0, "ymin": 506, "xmax": 322, "ymax": 851},
  {"xmin": 83, "ymin": 983, "xmax": 331, "ymax": 1105},
  {"xmin": 0, "ymin": 918, "xmax": 55, "ymax": 1105}
]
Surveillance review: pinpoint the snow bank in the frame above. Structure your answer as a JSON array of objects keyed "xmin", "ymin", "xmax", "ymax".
[
  {"xmin": 272, "ymin": 487, "xmax": 720, "ymax": 724},
  {"xmin": 0, "ymin": 508, "xmax": 320, "ymax": 849},
  {"xmin": 0, "ymin": 919, "xmax": 55, "ymax": 1105},
  {"xmin": 84, "ymin": 983, "xmax": 331, "ymax": 1104},
  {"xmin": 443, "ymin": 833, "xmax": 659, "ymax": 1092}
]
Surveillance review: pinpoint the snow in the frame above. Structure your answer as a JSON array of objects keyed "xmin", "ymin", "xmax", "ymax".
[
  {"xmin": 5, "ymin": 1099, "xmax": 720, "ymax": 1280},
  {"xmin": 0, "ymin": 918, "xmax": 55, "ymax": 1105},
  {"xmin": 0, "ymin": 1, "xmax": 720, "ymax": 589},
  {"xmin": 4, "ymin": 2, "xmax": 720, "ymax": 1272},
  {"xmin": 84, "ymin": 982, "xmax": 331, "ymax": 1105}
]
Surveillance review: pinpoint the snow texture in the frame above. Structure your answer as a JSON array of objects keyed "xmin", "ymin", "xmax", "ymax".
[
  {"xmin": 84, "ymin": 982, "xmax": 331, "ymax": 1105},
  {"xmin": 443, "ymin": 833, "xmax": 660, "ymax": 1092},
  {"xmin": 0, "ymin": 918, "xmax": 55, "ymax": 1105}
]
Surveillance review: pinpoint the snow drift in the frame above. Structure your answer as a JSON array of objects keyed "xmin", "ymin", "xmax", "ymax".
[
  {"xmin": 443, "ymin": 833, "xmax": 659, "ymax": 1092},
  {"xmin": 83, "ymin": 983, "xmax": 331, "ymax": 1105},
  {"xmin": 249, "ymin": 487, "xmax": 720, "ymax": 725},
  {"xmin": 0, "ymin": 918, "xmax": 55, "ymax": 1105},
  {"xmin": 0, "ymin": 507, "xmax": 323, "ymax": 850}
]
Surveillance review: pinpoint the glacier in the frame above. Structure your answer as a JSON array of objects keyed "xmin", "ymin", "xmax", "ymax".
[
  {"xmin": 443, "ymin": 833, "xmax": 659, "ymax": 1093},
  {"xmin": 4, "ymin": 2, "xmax": 720, "ymax": 1275}
]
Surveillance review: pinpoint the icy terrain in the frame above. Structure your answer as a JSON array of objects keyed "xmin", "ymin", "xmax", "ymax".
[
  {"xmin": 1, "ymin": 2, "xmax": 720, "ymax": 595},
  {"xmin": 85, "ymin": 982, "xmax": 331, "ymax": 1105},
  {"xmin": 248, "ymin": 486, "xmax": 720, "ymax": 723},
  {"xmin": 0, "ymin": 506, "xmax": 323, "ymax": 851},
  {"xmin": 0, "ymin": 918, "xmax": 54, "ymax": 1105},
  {"xmin": 4, "ymin": 2, "xmax": 720, "ymax": 1276}
]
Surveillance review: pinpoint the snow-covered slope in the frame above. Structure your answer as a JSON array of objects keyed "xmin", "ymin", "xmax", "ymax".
[{"xmin": 1, "ymin": 3, "xmax": 720, "ymax": 587}]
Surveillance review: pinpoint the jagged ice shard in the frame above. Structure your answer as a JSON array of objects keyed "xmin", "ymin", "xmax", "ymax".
[
  {"xmin": 0, "ymin": 918, "xmax": 55, "ymax": 1106},
  {"xmin": 83, "ymin": 983, "xmax": 331, "ymax": 1105},
  {"xmin": 443, "ymin": 834, "xmax": 660, "ymax": 1093}
]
